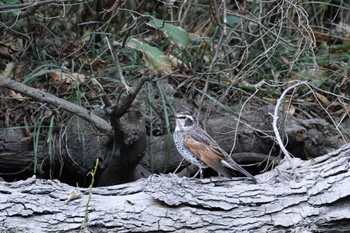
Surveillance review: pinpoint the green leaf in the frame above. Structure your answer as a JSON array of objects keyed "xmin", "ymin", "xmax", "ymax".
[
  {"xmin": 227, "ymin": 15, "xmax": 241, "ymax": 27},
  {"xmin": 6, "ymin": 0, "xmax": 20, "ymax": 4},
  {"xmin": 81, "ymin": 28, "xmax": 93, "ymax": 44},
  {"xmin": 147, "ymin": 18, "xmax": 190, "ymax": 48},
  {"xmin": 2, "ymin": 0, "xmax": 21, "ymax": 16},
  {"xmin": 126, "ymin": 38, "xmax": 172, "ymax": 76}
]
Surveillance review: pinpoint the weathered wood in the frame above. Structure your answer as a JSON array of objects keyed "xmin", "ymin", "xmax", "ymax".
[{"xmin": 1, "ymin": 144, "xmax": 350, "ymax": 232}]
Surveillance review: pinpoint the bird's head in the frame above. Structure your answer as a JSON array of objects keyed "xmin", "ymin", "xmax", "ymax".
[{"xmin": 175, "ymin": 113, "xmax": 195, "ymax": 130}]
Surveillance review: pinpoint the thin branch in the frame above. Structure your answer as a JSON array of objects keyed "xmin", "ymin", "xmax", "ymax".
[
  {"xmin": 0, "ymin": 0, "xmax": 79, "ymax": 11},
  {"xmin": 0, "ymin": 75, "xmax": 112, "ymax": 134},
  {"xmin": 270, "ymin": 81, "xmax": 307, "ymax": 161},
  {"xmin": 105, "ymin": 37, "xmax": 132, "ymax": 94},
  {"xmin": 106, "ymin": 75, "xmax": 152, "ymax": 118}
]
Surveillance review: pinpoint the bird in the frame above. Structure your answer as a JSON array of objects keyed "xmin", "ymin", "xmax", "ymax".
[{"xmin": 173, "ymin": 112, "xmax": 257, "ymax": 183}]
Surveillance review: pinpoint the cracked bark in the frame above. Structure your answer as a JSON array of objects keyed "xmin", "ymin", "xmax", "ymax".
[{"xmin": 1, "ymin": 144, "xmax": 350, "ymax": 232}]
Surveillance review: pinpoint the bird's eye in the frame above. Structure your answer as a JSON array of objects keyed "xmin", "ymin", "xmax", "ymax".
[
  {"xmin": 184, "ymin": 117, "xmax": 194, "ymax": 126},
  {"xmin": 177, "ymin": 116, "xmax": 186, "ymax": 119}
]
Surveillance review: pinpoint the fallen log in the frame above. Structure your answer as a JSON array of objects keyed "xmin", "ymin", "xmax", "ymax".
[{"xmin": 1, "ymin": 143, "xmax": 350, "ymax": 232}]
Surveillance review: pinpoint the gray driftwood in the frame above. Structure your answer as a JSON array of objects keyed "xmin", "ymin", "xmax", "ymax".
[{"xmin": 1, "ymin": 143, "xmax": 350, "ymax": 232}]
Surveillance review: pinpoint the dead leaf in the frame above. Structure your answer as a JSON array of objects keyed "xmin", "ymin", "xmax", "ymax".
[
  {"xmin": 315, "ymin": 93, "xmax": 331, "ymax": 107},
  {"xmin": 168, "ymin": 54, "xmax": 188, "ymax": 68},
  {"xmin": 1, "ymin": 62, "xmax": 15, "ymax": 77},
  {"xmin": 49, "ymin": 69, "xmax": 86, "ymax": 89},
  {"xmin": 65, "ymin": 187, "xmax": 83, "ymax": 204},
  {"xmin": 0, "ymin": 43, "xmax": 11, "ymax": 58},
  {"xmin": 9, "ymin": 90, "xmax": 26, "ymax": 101}
]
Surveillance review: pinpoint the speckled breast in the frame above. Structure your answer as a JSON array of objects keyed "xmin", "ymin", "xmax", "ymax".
[{"xmin": 173, "ymin": 130, "xmax": 208, "ymax": 169}]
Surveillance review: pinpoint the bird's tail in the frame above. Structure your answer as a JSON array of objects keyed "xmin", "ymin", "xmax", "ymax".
[{"xmin": 221, "ymin": 160, "xmax": 257, "ymax": 183}]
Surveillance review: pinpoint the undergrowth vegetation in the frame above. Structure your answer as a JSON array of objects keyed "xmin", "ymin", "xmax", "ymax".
[{"xmin": 0, "ymin": 0, "xmax": 350, "ymax": 168}]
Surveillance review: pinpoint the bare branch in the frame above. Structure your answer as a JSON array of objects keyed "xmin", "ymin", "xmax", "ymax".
[
  {"xmin": 270, "ymin": 81, "xmax": 307, "ymax": 161},
  {"xmin": 0, "ymin": 75, "xmax": 112, "ymax": 134}
]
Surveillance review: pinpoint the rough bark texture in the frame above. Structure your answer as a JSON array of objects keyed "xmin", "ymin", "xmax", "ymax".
[{"xmin": 1, "ymin": 144, "xmax": 350, "ymax": 232}]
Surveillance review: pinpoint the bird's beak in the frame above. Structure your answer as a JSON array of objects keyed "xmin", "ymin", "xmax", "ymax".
[{"xmin": 174, "ymin": 114, "xmax": 181, "ymax": 119}]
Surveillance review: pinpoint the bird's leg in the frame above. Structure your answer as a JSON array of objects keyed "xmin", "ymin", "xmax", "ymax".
[
  {"xmin": 173, "ymin": 158, "xmax": 184, "ymax": 174},
  {"xmin": 192, "ymin": 168, "xmax": 201, "ymax": 178},
  {"xmin": 200, "ymin": 169, "xmax": 204, "ymax": 179}
]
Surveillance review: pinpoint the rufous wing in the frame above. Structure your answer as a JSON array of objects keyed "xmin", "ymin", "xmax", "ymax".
[
  {"xmin": 182, "ymin": 134, "xmax": 232, "ymax": 178},
  {"xmin": 183, "ymin": 134, "xmax": 257, "ymax": 182}
]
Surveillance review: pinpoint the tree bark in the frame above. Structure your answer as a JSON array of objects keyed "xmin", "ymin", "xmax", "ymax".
[{"xmin": 1, "ymin": 143, "xmax": 350, "ymax": 232}]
